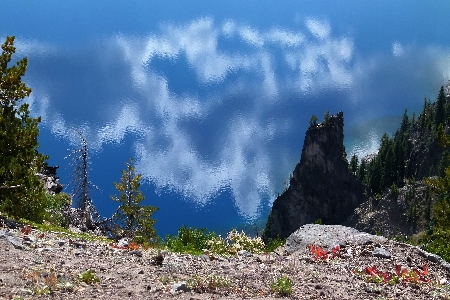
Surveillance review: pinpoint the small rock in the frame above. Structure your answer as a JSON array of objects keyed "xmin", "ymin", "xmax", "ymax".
[
  {"xmin": 315, "ymin": 284, "xmax": 323, "ymax": 289},
  {"xmin": 23, "ymin": 235, "xmax": 36, "ymax": 243},
  {"xmin": 238, "ymin": 250, "xmax": 252, "ymax": 257},
  {"xmin": 36, "ymin": 247, "xmax": 53, "ymax": 252},
  {"xmin": 138, "ymin": 270, "xmax": 144, "ymax": 274},
  {"xmin": 198, "ymin": 254, "xmax": 210, "ymax": 262},
  {"xmin": 117, "ymin": 238, "xmax": 129, "ymax": 248},
  {"xmin": 129, "ymin": 250, "xmax": 143, "ymax": 257},
  {"xmin": 171, "ymin": 282, "xmax": 190, "ymax": 293},
  {"xmin": 152, "ymin": 252, "xmax": 164, "ymax": 265},
  {"xmin": 57, "ymin": 240, "xmax": 65, "ymax": 246},
  {"xmin": 372, "ymin": 247, "xmax": 391, "ymax": 259},
  {"xmin": 0, "ymin": 230, "xmax": 23, "ymax": 249}
]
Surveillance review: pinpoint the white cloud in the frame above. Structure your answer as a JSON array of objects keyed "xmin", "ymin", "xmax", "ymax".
[
  {"xmin": 20, "ymin": 16, "xmax": 450, "ymax": 220},
  {"xmin": 305, "ymin": 18, "xmax": 331, "ymax": 40},
  {"xmin": 392, "ymin": 42, "xmax": 404, "ymax": 57},
  {"xmin": 16, "ymin": 17, "xmax": 356, "ymax": 218}
]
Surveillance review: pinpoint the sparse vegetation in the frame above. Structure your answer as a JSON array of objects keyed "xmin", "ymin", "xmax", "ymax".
[
  {"xmin": 165, "ymin": 225, "xmax": 216, "ymax": 255},
  {"xmin": 207, "ymin": 228, "xmax": 265, "ymax": 255},
  {"xmin": 78, "ymin": 269, "xmax": 100, "ymax": 284},
  {"xmin": 187, "ymin": 274, "xmax": 230, "ymax": 293},
  {"xmin": 270, "ymin": 275, "xmax": 293, "ymax": 296},
  {"xmin": 263, "ymin": 236, "xmax": 286, "ymax": 253}
]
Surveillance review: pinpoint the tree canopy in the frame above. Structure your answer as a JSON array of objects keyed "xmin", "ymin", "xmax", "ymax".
[{"xmin": 0, "ymin": 36, "xmax": 48, "ymax": 222}]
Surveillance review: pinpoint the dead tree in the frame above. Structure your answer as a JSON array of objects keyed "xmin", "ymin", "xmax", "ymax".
[{"xmin": 66, "ymin": 130, "xmax": 101, "ymax": 231}]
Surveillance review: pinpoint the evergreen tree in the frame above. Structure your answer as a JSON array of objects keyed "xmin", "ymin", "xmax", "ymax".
[
  {"xmin": 349, "ymin": 154, "xmax": 358, "ymax": 175},
  {"xmin": 399, "ymin": 109, "xmax": 410, "ymax": 134},
  {"xmin": 0, "ymin": 36, "xmax": 48, "ymax": 221},
  {"xmin": 357, "ymin": 159, "xmax": 366, "ymax": 182},
  {"xmin": 111, "ymin": 157, "xmax": 158, "ymax": 244},
  {"xmin": 435, "ymin": 86, "xmax": 446, "ymax": 127},
  {"xmin": 323, "ymin": 110, "xmax": 331, "ymax": 126},
  {"xmin": 309, "ymin": 115, "xmax": 318, "ymax": 128}
]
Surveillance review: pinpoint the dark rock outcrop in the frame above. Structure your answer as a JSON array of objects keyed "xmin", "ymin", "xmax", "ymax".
[
  {"xmin": 263, "ymin": 112, "xmax": 367, "ymax": 241},
  {"xmin": 345, "ymin": 180, "xmax": 433, "ymax": 238},
  {"xmin": 36, "ymin": 165, "xmax": 64, "ymax": 195}
]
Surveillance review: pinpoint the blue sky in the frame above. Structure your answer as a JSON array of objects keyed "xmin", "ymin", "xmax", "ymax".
[{"xmin": 2, "ymin": 1, "xmax": 450, "ymax": 235}]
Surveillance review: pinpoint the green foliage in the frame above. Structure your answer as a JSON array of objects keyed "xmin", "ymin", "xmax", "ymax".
[
  {"xmin": 309, "ymin": 115, "xmax": 318, "ymax": 128},
  {"xmin": 323, "ymin": 110, "xmax": 331, "ymax": 126},
  {"xmin": 111, "ymin": 157, "xmax": 158, "ymax": 244},
  {"xmin": 439, "ymin": 150, "xmax": 450, "ymax": 177},
  {"xmin": 78, "ymin": 269, "xmax": 100, "ymax": 284},
  {"xmin": 263, "ymin": 236, "xmax": 286, "ymax": 253},
  {"xmin": 313, "ymin": 218, "xmax": 323, "ymax": 225},
  {"xmin": 423, "ymin": 123, "xmax": 450, "ymax": 262},
  {"xmin": 41, "ymin": 192, "xmax": 71, "ymax": 227},
  {"xmin": 207, "ymin": 229, "xmax": 265, "ymax": 255},
  {"xmin": 349, "ymin": 154, "xmax": 358, "ymax": 175},
  {"xmin": 165, "ymin": 225, "xmax": 215, "ymax": 255},
  {"xmin": 270, "ymin": 275, "xmax": 293, "ymax": 296},
  {"xmin": 187, "ymin": 274, "xmax": 230, "ymax": 294},
  {"xmin": 421, "ymin": 228, "xmax": 450, "ymax": 263},
  {"xmin": 0, "ymin": 36, "xmax": 49, "ymax": 222},
  {"xmin": 390, "ymin": 182, "xmax": 399, "ymax": 200}
]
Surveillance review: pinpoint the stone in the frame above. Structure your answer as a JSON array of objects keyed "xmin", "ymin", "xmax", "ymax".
[
  {"xmin": 372, "ymin": 247, "xmax": 391, "ymax": 259},
  {"xmin": 171, "ymin": 282, "xmax": 190, "ymax": 293},
  {"xmin": 129, "ymin": 250, "xmax": 143, "ymax": 257},
  {"xmin": 198, "ymin": 254, "xmax": 210, "ymax": 262},
  {"xmin": 263, "ymin": 112, "xmax": 368, "ymax": 241},
  {"xmin": 0, "ymin": 229, "xmax": 23, "ymax": 250},
  {"xmin": 117, "ymin": 238, "xmax": 129, "ymax": 248},
  {"xmin": 237, "ymin": 250, "xmax": 252, "ymax": 257},
  {"xmin": 284, "ymin": 224, "xmax": 387, "ymax": 254}
]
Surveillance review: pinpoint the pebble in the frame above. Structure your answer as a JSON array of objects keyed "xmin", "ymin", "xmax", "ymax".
[
  {"xmin": 372, "ymin": 247, "xmax": 391, "ymax": 258},
  {"xmin": 171, "ymin": 282, "xmax": 190, "ymax": 293}
]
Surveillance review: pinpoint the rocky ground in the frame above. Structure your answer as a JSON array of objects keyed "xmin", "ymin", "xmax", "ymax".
[{"xmin": 1, "ymin": 222, "xmax": 450, "ymax": 300}]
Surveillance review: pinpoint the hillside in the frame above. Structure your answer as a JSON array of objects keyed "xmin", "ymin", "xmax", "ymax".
[{"xmin": 1, "ymin": 220, "xmax": 450, "ymax": 299}]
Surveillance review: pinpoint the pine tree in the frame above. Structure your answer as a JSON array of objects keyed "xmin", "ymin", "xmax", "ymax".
[
  {"xmin": 349, "ymin": 154, "xmax": 358, "ymax": 175},
  {"xmin": 0, "ymin": 36, "xmax": 48, "ymax": 221},
  {"xmin": 111, "ymin": 157, "xmax": 158, "ymax": 244},
  {"xmin": 435, "ymin": 86, "xmax": 446, "ymax": 127}
]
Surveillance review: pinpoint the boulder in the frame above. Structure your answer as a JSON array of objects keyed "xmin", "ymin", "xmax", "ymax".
[{"xmin": 284, "ymin": 224, "xmax": 387, "ymax": 254}]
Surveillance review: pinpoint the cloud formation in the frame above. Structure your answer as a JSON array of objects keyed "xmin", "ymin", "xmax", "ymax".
[{"xmin": 16, "ymin": 17, "xmax": 450, "ymax": 218}]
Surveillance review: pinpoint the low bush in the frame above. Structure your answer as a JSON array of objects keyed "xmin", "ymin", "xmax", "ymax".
[
  {"xmin": 207, "ymin": 229, "xmax": 265, "ymax": 255},
  {"xmin": 165, "ymin": 225, "xmax": 216, "ymax": 255},
  {"xmin": 270, "ymin": 275, "xmax": 293, "ymax": 296}
]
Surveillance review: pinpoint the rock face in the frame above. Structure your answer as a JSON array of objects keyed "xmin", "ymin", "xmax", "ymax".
[
  {"xmin": 36, "ymin": 165, "xmax": 64, "ymax": 195},
  {"xmin": 263, "ymin": 112, "xmax": 367, "ymax": 241},
  {"xmin": 345, "ymin": 180, "xmax": 433, "ymax": 238}
]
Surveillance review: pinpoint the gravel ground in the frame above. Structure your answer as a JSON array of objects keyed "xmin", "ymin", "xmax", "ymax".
[{"xmin": 1, "ymin": 224, "xmax": 450, "ymax": 300}]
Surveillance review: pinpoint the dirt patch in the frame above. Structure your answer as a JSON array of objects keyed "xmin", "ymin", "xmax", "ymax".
[{"xmin": 1, "ymin": 224, "xmax": 450, "ymax": 299}]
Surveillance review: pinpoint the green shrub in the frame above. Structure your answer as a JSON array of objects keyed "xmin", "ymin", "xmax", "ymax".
[
  {"xmin": 165, "ymin": 225, "xmax": 216, "ymax": 255},
  {"xmin": 264, "ymin": 236, "xmax": 286, "ymax": 253},
  {"xmin": 270, "ymin": 275, "xmax": 293, "ymax": 296},
  {"xmin": 187, "ymin": 274, "xmax": 230, "ymax": 293},
  {"xmin": 78, "ymin": 269, "xmax": 100, "ymax": 284},
  {"xmin": 207, "ymin": 229, "xmax": 265, "ymax": 255},
  {"xmin": 421, "ymin": 228, "xmax": 450, "ymax": 262},
  {"xmin": 42, "ymin": 192, "xmax": 71, "ymax": 227}
]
